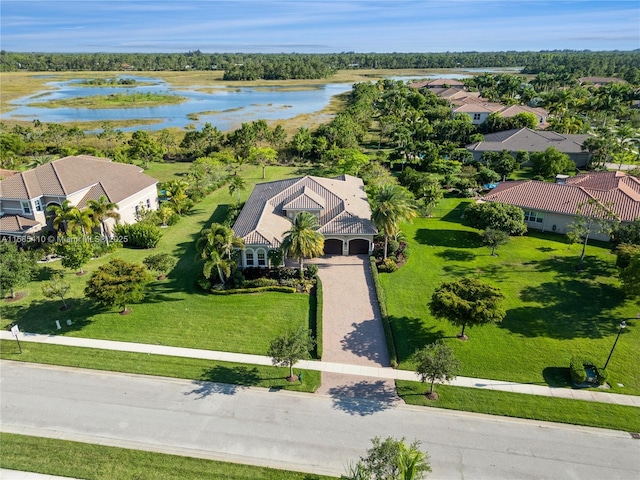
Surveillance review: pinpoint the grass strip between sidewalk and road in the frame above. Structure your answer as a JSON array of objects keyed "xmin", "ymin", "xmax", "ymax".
[
  {"xmin": 0, "ymin": 433, "xmax": 334, "ymax": 480},
  {"xmin": 397, "ymin": 380, "xmax": 640, "ymax": 433},
  {"xmin": 0, "ymin": 340, "xmax": 321, "ymax": 393}
]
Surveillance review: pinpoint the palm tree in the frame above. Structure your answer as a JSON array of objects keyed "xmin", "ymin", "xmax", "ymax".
[
  {"xmin": 371, "ymin": 184, "xmax": 417, "ymax": 259},
  {"xmin": 27, "ymin": 154, "xmax": 56, "ymax": 169},
  {"xmin": 281, "ymin": 212, "xmax": 324, "ymax": 278},
  {"xmin": 196, "ymin": 223, "xmax": 245, "ymax": 261},
  {"xmin": 86, "ymin": 196, "xmax": 120, "ymax": 244},
  {"xmin": 228, "ymin": 174, "xmax": 246, "ymax": 203},
  {"xmin": 66, "ymin": 207, "xmax": 94, "ymax": 236},
  {"xmin": 201, "ymin": 248, "xmax": 232, "ymax": 285},
  {"xmin": 47, "ymin": 199, "xmax": 76, "ymax": 234}
]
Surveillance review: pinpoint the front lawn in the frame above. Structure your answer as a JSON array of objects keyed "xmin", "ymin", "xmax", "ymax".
[
  {"xmin": 0, "ymin": 166, "xmax": 312, "ymax": 356},
  {"xmin": 381, "ymin": 198, "xmax": 640, "ymax": 395}
]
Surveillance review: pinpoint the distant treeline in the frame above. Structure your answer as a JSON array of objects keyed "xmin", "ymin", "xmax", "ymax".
[{"xmin": 1, "ymin": 50, "xmax": 639, "ymax": 82}]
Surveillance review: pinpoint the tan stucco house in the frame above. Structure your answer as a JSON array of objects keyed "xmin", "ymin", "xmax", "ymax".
[
  {"xmin": 0, "ymin": 155, "xmax": 159, "ymax": 238},
  {"xmin": 232, "ymin": 174, "xmax": 377, "ymax": 268},
  {"xmin": 480, "ymin": 171, "xmax": 640, "ymax": 241}
]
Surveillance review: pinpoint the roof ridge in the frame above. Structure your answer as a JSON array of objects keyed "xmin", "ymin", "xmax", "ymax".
[
  {"xmin": 49, "ymin": 161, "xmax": 67, "ymax": 195},
  {"xmin": 19, "ymin": 171, "xmax": 31, "ymax": 199}
]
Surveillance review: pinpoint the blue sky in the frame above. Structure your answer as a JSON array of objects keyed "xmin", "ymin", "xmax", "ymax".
[{"xmin": 1, "ymin": 1, "xmax": 639, "ymax": 53}]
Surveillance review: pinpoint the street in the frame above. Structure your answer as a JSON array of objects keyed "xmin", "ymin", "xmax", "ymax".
[{"xmin": 1, "ymin": 361, "xmax": 638, "ymax": 479}]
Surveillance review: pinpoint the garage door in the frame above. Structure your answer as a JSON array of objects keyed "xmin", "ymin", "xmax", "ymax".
[
  {"xmin": 324, "ymin": 239, "xmax": 343, "ymax": 255},
  {"xmin": 348, "ymin": 239, "xmax": 370, "ymax": 255}
]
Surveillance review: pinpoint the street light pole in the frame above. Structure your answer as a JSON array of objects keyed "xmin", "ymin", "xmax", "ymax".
[{"xmin": 603, "ymin": 321, "xmax": 627, "ymax": 370}]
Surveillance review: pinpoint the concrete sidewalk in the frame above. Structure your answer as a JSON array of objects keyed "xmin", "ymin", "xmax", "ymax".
[
  {"xmin": 2, "ymin": 330, "xmax": 639, "ymax": 407},
  {"xmin": 0, "ymin": 469, "xmax": 79, "ymax": 479}
]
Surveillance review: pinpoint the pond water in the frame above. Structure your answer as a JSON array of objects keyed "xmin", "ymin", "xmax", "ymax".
[{"xmin": 5, "ymin": 75, "xmax": 355, "ymax": 132}]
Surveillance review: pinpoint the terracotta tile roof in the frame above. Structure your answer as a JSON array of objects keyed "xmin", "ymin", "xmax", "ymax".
[
  {"xmin": 0, "ymin": 155, "xmax": 157, "ymax": 203},
  {"xmin": 233, "ymin": 175, "xmax": 377, "ymax": 247},
  {"xmin": 483, "ymin": 172, "xmax": 640, "ymax": 222},
  {"xmin": 467, "ymin": 128, "xmax": 591, "ymax": 154},
  {"xmin": 0, "ymin": 215, "xmax": 41, "ymax": 235}
]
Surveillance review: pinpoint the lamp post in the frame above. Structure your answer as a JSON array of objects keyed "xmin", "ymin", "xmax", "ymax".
[{"xmin": 603, "ymin": 321, "xmax": 627, "ymax": 370}]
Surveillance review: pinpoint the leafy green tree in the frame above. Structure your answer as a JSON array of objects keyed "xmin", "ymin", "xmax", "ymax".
[
  {"xmin": 397, "ymin": 167, "xmax": 442, "ymax": 215},
  {"xmin": 84, "ymin": 258, "xmax": 151, "ymax": 314},
  {"xmin": 343, "ymin": 436, "xmax": 431, "ymax": 480},
  {"xmin": 268, "ymin": 326, "xmax": 315, "ymax": 381},
  {"xmin": 281, "ymin": 211, "xmax": 325, "ymax": 278},
  {"xmin": 228, "ymin": 174, "xmax": 247, "ymax": 204},
  {"xmin": 248, "ymin": 146, "xmax": 278, "ymax": 179},
  {"xmin": 611, "ymin": 219, "xmax": 640, "ymax": 247},
  {"xmin": 619, "ymin": 254, "xmax": 640, "ymax": 300},
  {"xmin": 0, "ymin": 243, "xmax": 37, "ymax": 299},
  {"xmin": 371, "ymin": 184, "xmax": 417, "ymax": 258},
  {"xmin": 414, "ymin": 342, "xmax": 461, "ymax": 399},
  {"xmin": 156, "ymin": 203, "xmax": 175, "ymax": 227},
  {"xmin": 324, "ymin": 147, "xmax": 370, "ymax": 176},
  {"xmin": 86, "ymin": 196, "xmax": 120, "ymax": 244},
  {"xmin": 429, "ymin": 277, "xmax": 506, "ymax": 340},
  {"xmin": 464, "ymin": 202, "xmax": 527, "ymax": 235},
  {"xmin": 530, "ymin": 146, "xmax": 575, "ymax": 179},
  {"xmin": 482, "ymin": 228, "xmax": 510, "ymax": 256},
  {"xmin": 290, "ymin": 127, "xmax": 313, "ymax": 161},
  {"xmin": 57, "ymin": 237, "xmax": 94, "ymax": 274},
  {"xmin": 143, "ymin": 253, "xmax": 177, "ymax": 280},
  {"xmin": 42, "ymin": 272, "xmax": 71, "ymax": 310},
  {"xmin": 567, "ymin": 199, "xmax": 619, "ymax": 269},
  {"xmin": 128, "ymin": 130, "xmax": 164, "ymax": 169}
]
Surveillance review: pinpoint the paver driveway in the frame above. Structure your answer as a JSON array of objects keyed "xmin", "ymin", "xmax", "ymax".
[{"xmin": 312, "ymin": 254, "xmax": 397, "ymax": 398}]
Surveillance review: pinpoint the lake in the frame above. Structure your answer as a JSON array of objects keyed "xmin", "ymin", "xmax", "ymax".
[{"xmin": 4, "ymin": 72, "xmax": 474, "ymax": 132}]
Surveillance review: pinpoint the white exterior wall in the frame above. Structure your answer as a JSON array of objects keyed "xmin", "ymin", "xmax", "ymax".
[
  {"xmin": 115, "ymin": 184, "xmax": 159, "ymax": 226},
  {"xmin": 525, "ymin": 209, "xmax": 612, "ymax": 241}
]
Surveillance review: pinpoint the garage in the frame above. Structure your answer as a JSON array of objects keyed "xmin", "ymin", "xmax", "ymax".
[
  {"xmin": 323, "ymin": 238, "xmax": 343, "ymax": 255},
  {"xmin": 348, "ymin": 239, "xmax": 370, "ymax": 255}
]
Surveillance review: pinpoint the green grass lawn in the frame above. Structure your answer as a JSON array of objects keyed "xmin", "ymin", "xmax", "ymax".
[
  {"xmin": 381, "ymin": 198, "xmax": 640, "ymax": 395},
  {"xmin": 0, "ymin": 166, "xmax": 314, "ymax": 356},
  {"xmin": 0, "ymin": 433, "xmax": 333, "ymax": 480}
]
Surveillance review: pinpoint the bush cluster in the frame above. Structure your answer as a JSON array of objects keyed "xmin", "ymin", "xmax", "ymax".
[{"xmin": 115, "ymin": 222, "xmax": 162, "ymax": 249}]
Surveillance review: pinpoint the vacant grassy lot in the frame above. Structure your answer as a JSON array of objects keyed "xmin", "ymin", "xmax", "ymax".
[
  {"xmin": 0, "ymin": 433, "xmax": 333, "ymax": 480},
  {"xmin": 31, "ymin": 91, "xmax": 186, "ymax": 109},
  {"xmin": 381, "ymin": 198, "xmax": 639, "ymax": 395},
  {"xmin": 0, "ymin": 166, "xmax": 314, "ymax": 356}
]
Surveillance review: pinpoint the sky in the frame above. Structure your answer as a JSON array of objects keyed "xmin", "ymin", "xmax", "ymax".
[{"xmin": 1, "ymin": 0, "xmax": 639, "ymax": 53}]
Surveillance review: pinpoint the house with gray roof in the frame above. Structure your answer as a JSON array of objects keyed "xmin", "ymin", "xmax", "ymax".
[
  {"xmin": 232, "ymin": 174, "xmax": 377, "ymax": 268},
  {"xmin": 480, "ymin": 171, "xmax": 640, "ymax": 241},
  {"xmin": 0, "ymin": 155, "xmax": 159, "ymax": 238},
  {"xmin": 466, "ymin": 128, "xmax": 592, "ymax": 166}
]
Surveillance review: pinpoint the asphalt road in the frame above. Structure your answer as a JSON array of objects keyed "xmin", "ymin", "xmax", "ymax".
[{"xmin": 1, "ymin": 362, "xmax": 638, "ymax": 479}]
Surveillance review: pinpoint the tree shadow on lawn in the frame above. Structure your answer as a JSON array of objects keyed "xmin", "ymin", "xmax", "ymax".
[
  {"xmin": 435, "ymin": 249, "xmax": 476, "ymax": 262},
  {"xmin": 442, "ymin": 262, "xmax": 512, "ymax": 282},
  {"xmin": 328, "ymin": 380, "xmax": 398, "ymax": 416},
  {"xmin": 502, "ymin": 280, "xmax": 626, "ymax": 339},
  {"xmin": 523, "ymin": 255, "xmax": 616, "ymax": 281},
  {"xmin": 390, "ymin": 316, "xmax": 447, "ymax": 363},
  {"xmin": 414, "ymin": 228, "xmax": 482, "ymax": 248},
  {"xmin": 3, "ymin": 297, "xmax": 98, "ymax": 334},
  {"xmin": 542, "ymin": 366, "xmax": 573, "ymax": 388},
  {"xmin": 185, "ymin": 365, "xmax": 263, "ymax": 398}
]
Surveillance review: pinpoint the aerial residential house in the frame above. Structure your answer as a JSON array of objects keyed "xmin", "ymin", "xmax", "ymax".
[
  {"xmin": 480, "ymin": 171, "xmax": 640, "ymax": 241},
  {"xmin": 466, "ymin": 128, "xmax": 592, "ymax": 166},
  {"xmin": 232, "ymin": 175, "xmax": 377, "ymax": 268},
  {"xmin": 0, "ymin": 155, "xmax": 159, "ymax": 238},
  {"xmin": 408, "ymin": 78, "xmax": 466, "ymax": 89},
  {"xmin": 578, "ymin": 76, "xmax": 626, "ymax": 87}
]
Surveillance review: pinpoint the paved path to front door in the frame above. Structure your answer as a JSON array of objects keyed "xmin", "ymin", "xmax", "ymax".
[{"xmin": 312, "ymin": 255, "xmax": 397, "ymax": 399}]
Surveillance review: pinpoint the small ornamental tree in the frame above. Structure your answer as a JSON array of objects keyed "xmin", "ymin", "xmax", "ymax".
[
  {"xmin": 344, "ymin": 436, "xmax": 431, "ymax": 480},
  {"xmin": 57, "ymin": 237, "xmax": 94, "ymax": 274},
  {"xmin": 429, "ymin": 277, "xmax": 506, "ymax": 340},
  {"xmin": 464, "ymin": 201, "xmax": 527, "ymax": 235},
  {"xmin": 268, "ymin": 326, "xmax": 315, "ymax": 381},
  {"xmin": 414, "ymin": 342, "xmax": 461, "ymax": 400},
  {"xmin": 84, "ymin": 258, "xmax": 151, "ymax": 314},
  {"xmin": 619, "ymin": 254, "xmax": 640, "ymax": 301},
  {"xmin": 567, "ymin": 198, "xmax": 619, "ymax": 269},
  {"xmin": 481, "ymin": 228, "xmax": 510, "ymax": 256},
  {"xmin": 143, "ymin": 253, "xmax": 177, "ymax": 280},
  {"xmin": 0, "ymin": 243, "xmax": 37, "ymax": 299},
  {"xmin": 530, "ymin": 146, "xmax": 575, "ymax": 179},
  {"xmin": 42, "ymin": 272, "xmax": 71, "ymax": 310}
]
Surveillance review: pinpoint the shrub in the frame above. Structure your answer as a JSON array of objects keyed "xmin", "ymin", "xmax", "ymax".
[
  {"xmin": 378, "ymin": 258, "xmax": 398, "ymax": 273},
  {"xmin": 306, "ymin": 264, "xmax": 319, "ymax": 278},
  {"xmin": 569, "ymin": 356, "xmax": 588, "ymax": 384},
  {"xmin": 115, "ymin": 222, "xmax": 162, "ymax": 249},
  {"xmin": 244, "ymin": 278, "xmax": 279, "ymax": 288},
  {"xmin": 597, "ymin": 368, "xmax": 608, "ymax": 386}
]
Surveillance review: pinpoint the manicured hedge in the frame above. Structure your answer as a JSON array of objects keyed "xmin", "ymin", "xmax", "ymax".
[
  {"xmin": 370, "ymin": 256, "xmax": 398, "ymax": 367},
  {"xmin": 314, "ymin": 276, "xmax": 323, "ymax": 359},
  {"xmin": 209, "ymin": 286, "xmax": 296, "ymax": 295}
]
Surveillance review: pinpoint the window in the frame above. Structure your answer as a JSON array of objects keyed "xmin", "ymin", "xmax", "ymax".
[
  {"xmin": 21, "ymin": 201, "xmax": 31, "ymax": 215},
  {"xmin": 473, "ymin": 113, "xmax": 482, "ymax": 121},
  {"xmin": 34, "ymin": 198, "xmax": 43, "ymax": 212},
  {"xmin": 246, "ymin": 252, "xmax": 254, "ymax": 266},
  {"xmin": 257, "ymin": 251, "xmax": 266, "ymax": 266},
  {"xmin": 146, "ymin": 198, "xmax": 151, "ymax": 209},
  {"xmin": 524, "ymin": 210, "xmax": 543, "ymax": 223}
]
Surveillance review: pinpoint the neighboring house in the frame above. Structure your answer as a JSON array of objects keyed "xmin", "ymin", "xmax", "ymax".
[
  {"xmin": 408, "ymin": 78, "xmax": 466, "ymax": 89},
  {"xmin": 451, "ymin": 98, "xmax": 548, "ymax": 126},
  {"xmin": 232, "ymin": 174, "xmax": 377, "ymax": 268},
  {"xmin": 0, "ymin": 155, "xmax": 159, "ymax": 238},
  {"xmin": 466, "ymin": 128, "xmax": 592, "ymax": 166},
  {"xmin": 480, "ymin": 171, "xmax": 640, "ymax": 241},
  {"xmin": 578, "ymin": 76, "xmax": 626, "ymax": 87}
]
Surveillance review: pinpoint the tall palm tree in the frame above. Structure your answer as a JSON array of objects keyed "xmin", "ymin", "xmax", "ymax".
[
  {"xmin": 66, "ymin": 207, "xmax": 94, "ymax": 236},
  {"xmin": 371, "ymin": 184, "xmax": 417, "ymax": 259},
  {"xmin": 87, "ymin": 196, "xmax": 120, "ymax": 244},
  {"xmin": 201, "ymin": 248, "xmax": 232, "ymax": 285},
  {"xmin": 228, "ymin": 174, "xmax": 247, "ymax": 203},
  {"xmin": 197, "ymin": 223, "xmax": 245, "ymax": 261},
  {"xmin": 281, "ymin": 212, "xmax": 324, "ymax": 278},
  {"xmin": 47, "ymin": 199, "xmax": 76, "ymax": 234}
]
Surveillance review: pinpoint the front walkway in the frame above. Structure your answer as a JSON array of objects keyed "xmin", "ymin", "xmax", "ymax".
[{"xmin": 2, "ymin": 331, "xmax": 638, "ymax": 407}]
